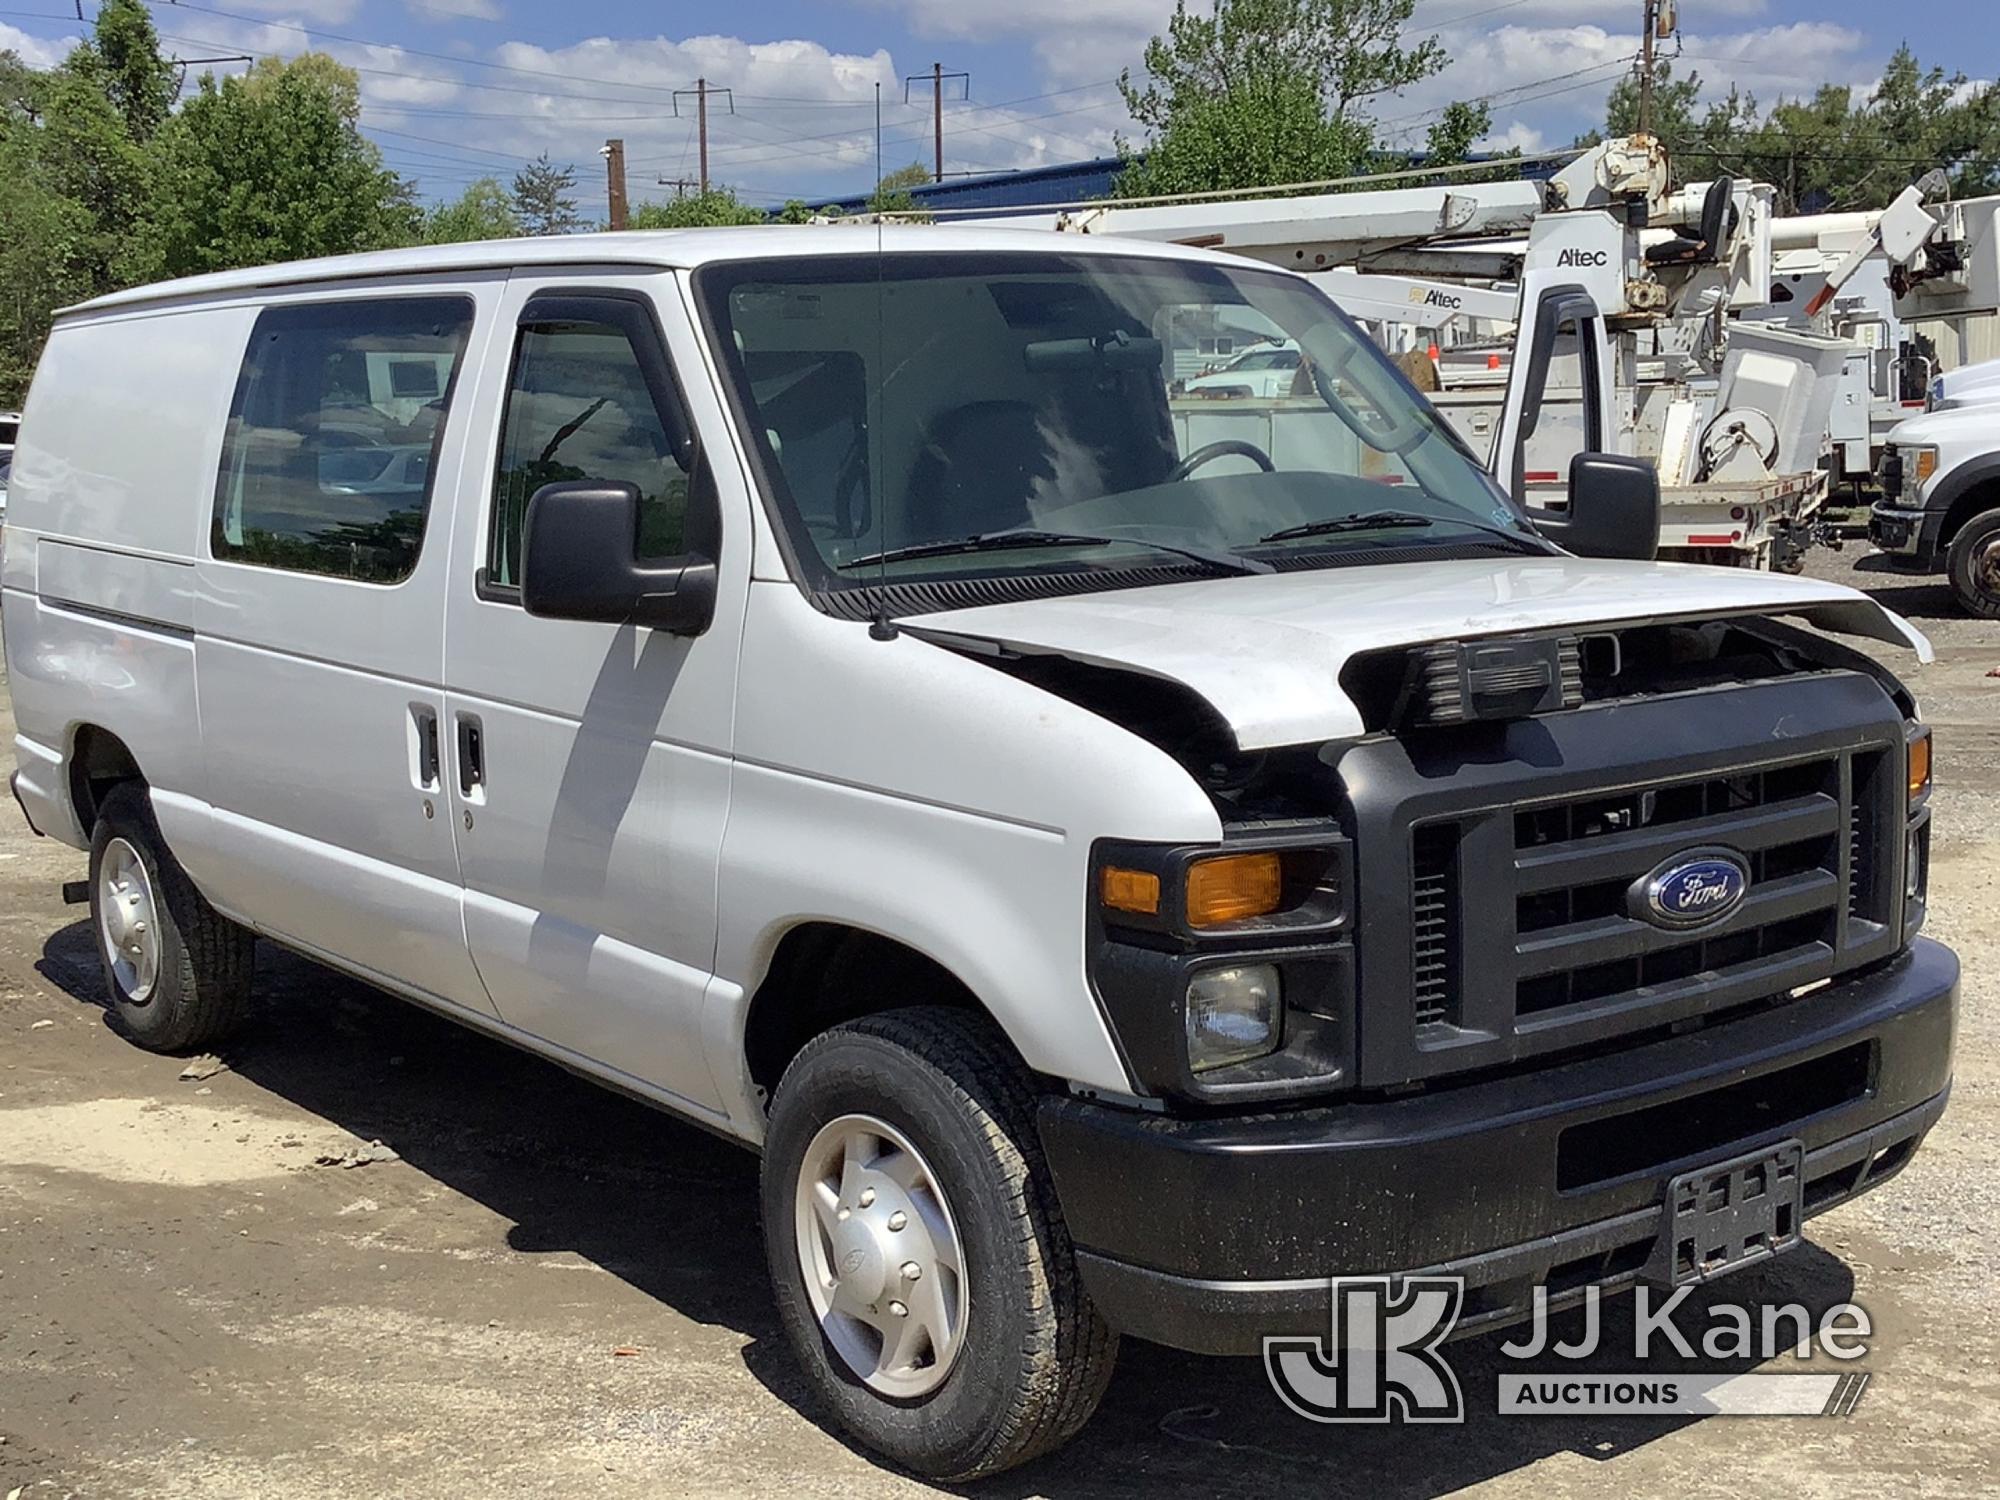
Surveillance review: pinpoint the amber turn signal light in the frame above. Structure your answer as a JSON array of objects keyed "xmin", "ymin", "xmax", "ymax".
[
  {"xmin": 1186, "ymin": 852, "xmax": 1284, "ymax": 928},
  {"xmin": 1100, "ymin": 865, "xmax": 1162, "ymax": 917},
  {"xmin": 1908, "ymin": 729, "xmax": 1931, "ymax": 803}
]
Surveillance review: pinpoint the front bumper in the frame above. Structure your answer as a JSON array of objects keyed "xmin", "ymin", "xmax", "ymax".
[
  {"xmin": 1039, "ymin": 937, "xmax": 1957, "ymax": 1355},
  {"xmin": 1869, "ymin": 500, "xmax": 1941, "ymax": 567},
  {"xmin": 8, "ymin": 768, "xmax": 44, "ymax": 837}
]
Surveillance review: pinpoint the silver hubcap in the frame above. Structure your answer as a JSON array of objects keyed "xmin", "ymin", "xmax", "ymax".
[
  {"xmin": 98, "ymin": 837, "xmax": 161, "ymax": 1004},
  {"xmin": 1976, "ymin": 533, "xmax": 2000, "ymax": 593},
  {"xmin": 793, "ymin": 1114, "xmax": 968, "ymax": 1398}
]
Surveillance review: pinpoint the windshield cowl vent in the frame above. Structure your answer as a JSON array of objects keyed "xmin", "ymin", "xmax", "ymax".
[{"xmin": 1396, "ymin": 636, "xmax": 1583, "ymax": 729}]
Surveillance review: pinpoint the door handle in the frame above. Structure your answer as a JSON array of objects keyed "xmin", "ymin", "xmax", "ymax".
[
  {"xmin": 456, "ymin": 714, "xmax": 485, "ymax": 798},
  {"xmin": 410, "ymin": 706, "xmax": 441, "ymax": 791}
]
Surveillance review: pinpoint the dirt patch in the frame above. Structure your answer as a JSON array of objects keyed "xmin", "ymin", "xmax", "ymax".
[{"xmin": 0, "ymin": 1096, "xmax": 405, "ymax": 1188}]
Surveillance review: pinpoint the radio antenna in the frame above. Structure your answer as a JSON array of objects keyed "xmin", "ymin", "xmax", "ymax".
[{"xmin": 869, "ymin": 79, "xmax": 899, "ymax": 641}]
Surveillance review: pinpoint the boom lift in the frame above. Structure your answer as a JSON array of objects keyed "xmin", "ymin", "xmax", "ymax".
[{"xmin": 963, "ymin": 141, "xmax": 1954, "ymax": 569}]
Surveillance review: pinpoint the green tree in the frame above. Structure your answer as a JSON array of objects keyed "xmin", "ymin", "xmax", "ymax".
[
  {"xmin": 0, "ymin": 118, "xmax": 94, "ymax": 401},
  {"xmin": 1423, "ymin": 99, "xmax": 1493, "ymax": 170},
  {"xmin": 773, "ymin": 199, "xmax": 820, "ymax": 223},
  {"xmin": 143, "ymin": 54, "xmax": 420, "ymax": 279},
  {"xmin": 1597, "ymin": 50, "xmax": 1999, "ymax": 212},
  {"xmin": 36, "ymin": 52, "xmax": 155, "ymax": 291},
  {"xmin": 425, "ymin": 176, "xmax": 521, "ymax": 243},
  {"xmin": 512, "ymin": 152, "xmax": 583, "ymax": 235},
  {"xmin": 0, "ymin": 45, "xmax": 49, "ymax": 124},
  {"xmin": 90, "ymin": 0, "xmax": 176, "ymax": 142},
  {"xmin": 1115, "ymin": 0, "xmax": 1471, "ymax": 196},
  {"xmin": 627, "ymin": 188, "xmax": 766, "ymax": 228},
  {"xmin": 864, "ymin": 159, "xmax": 932, "ymax": 214}
]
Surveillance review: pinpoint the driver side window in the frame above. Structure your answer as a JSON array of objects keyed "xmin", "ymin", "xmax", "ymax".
[{"xmin": 487, "ymin": 318, "xmax": 687, "ymax": 592}]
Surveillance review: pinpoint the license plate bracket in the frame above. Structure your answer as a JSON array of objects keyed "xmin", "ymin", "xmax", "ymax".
[{"xmin": 1646, "ymin": 1138, "xmax": 1805, "ymax": 1287}]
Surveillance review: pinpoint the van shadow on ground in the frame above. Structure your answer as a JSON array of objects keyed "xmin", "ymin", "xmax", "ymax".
[
  {"xmin": 40, "ymin": 919, "xmax": 1860, "ymax": 1498},
  {"xmin": 1844, "ymin": 555, "xmax": 1964, "ymax": 622}
]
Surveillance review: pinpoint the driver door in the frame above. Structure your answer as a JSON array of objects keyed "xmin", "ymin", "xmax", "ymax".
[{"xmin": 439, "ymin": 268, "xmax": 748, "ymax": 1117}]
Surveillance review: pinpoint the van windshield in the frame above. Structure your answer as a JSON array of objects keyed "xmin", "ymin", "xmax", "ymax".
[{"xmin": 695, "ymin": 251, "xmax": 1543, "ymax": 605}]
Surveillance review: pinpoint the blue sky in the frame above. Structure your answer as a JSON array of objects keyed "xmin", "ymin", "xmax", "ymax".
[{"xmin": 0, "ymin": 1, "xmax": 1987, "ymax": 214}]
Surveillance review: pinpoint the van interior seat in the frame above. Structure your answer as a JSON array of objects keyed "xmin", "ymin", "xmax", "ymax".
[
  {"xmin": 902, "ymin": 380, "xmax": 1180, "ymax": 541},
  {"xmin": 903, "ymin": 399, "xmax": 1053, "ymax": 538}
]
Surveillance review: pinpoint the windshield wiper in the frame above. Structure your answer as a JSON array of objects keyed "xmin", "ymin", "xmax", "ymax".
[
  {"xmin": 843, "ymin": 527, "xmax": 1273, "ymax": 575},
  {"xmin": 1257, "ymin": 508, "xmax": 1545, "ymax": 551}
]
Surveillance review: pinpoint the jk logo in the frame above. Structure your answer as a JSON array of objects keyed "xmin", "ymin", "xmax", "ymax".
[{"xmin": 1263, "ymin": 1277, "xmax": 1466, "ymax": 1423}]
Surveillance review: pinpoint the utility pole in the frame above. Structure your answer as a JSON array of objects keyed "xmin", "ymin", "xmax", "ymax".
[
  {"xmin": 673, "ymin": 79, "xmax": 735, "ymax": 195},
  {"xmin": 1637, "ymin": 0, "xmax": 1656, "ymax": 137},
  {"xmin": 904, "ymin": 63, "xmax": 969, "ymax": 183},
  {"xmin": 603, "ymin": 138, "xmax": 629, "ymax": 231},
  {"xmin": 1637, "ymin": 0, "xmax": 1676, "ymax": 138}
]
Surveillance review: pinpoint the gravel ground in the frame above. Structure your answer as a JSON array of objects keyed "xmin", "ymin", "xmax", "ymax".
[{"xmin": 1, "ymin": 544, "xmax": 1995, "ymax": 1499}]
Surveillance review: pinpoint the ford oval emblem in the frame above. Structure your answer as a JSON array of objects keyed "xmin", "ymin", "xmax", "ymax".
[{"xmin": 1631, "ymin": 849, "xmax": 1750, "ymax": 930}]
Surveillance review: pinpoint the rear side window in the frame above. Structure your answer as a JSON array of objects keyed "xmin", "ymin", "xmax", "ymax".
[
  {"xmin": 212, "ymin": 297, "xmax": 474, "ymax": 584},
  {"xmin": 487, "ymin": 316, "xmax": 687, "ymax": 592}
]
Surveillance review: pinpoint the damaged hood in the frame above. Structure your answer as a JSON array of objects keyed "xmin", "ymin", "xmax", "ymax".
[{"xmin": 912, "ymin": 556, "xmax": 1932, "ymax": 750}]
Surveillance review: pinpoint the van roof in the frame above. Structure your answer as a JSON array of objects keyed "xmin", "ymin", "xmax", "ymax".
[{"xmin": 65, "ymin": 223, "xmax": 1243, "ymax": 317}]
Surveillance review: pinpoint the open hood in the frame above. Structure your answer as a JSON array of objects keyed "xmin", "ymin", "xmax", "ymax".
[{"xmin": 911, "ymin": 557, "xmax": 1931, "ymax": 750}]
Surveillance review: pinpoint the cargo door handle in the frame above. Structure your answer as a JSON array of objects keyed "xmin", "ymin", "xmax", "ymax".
[
  {"xmin": 410, "ymin": 706, "xmax": 441, "ymax": 791},
  {"xmin": 456, "ymin": 715, "xmax": 485, "ymax": 798}
]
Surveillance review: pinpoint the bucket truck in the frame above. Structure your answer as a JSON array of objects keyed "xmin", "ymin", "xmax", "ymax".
[{"xmin": 963, "ymin": 139, "xmax": 1850, "ymax": 568}]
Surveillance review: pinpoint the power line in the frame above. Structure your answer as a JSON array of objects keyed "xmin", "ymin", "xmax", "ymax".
[
  {"xmin": 365, "ymin": 125, "xmax": 537, "ymax": 165},
  {"xmin": 1380, "ymin": 54, "xmax": 1638, "ymax": 126},
  {"xmin": 668, "ymin": 97, "xmax": 1127, "ymax": 174}
]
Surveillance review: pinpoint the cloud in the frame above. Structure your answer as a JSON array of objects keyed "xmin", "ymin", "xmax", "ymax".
[
  {"xmin": 404, "ymin": 0, "xmax": 504, "ymax": 19},
  {"xmin": 0, "ymin": 20, "xmax": 78, "ymax": 69},
  {"xmin": 1479, "ymin": 119, "xmax": 1548, "ymax": 153},
  {"xmin": 210, "ymin": 0, "xmax": 363, "ymax": 21},
  {"xmin": 1374, "ymin": 17, "xmax": 1873, "ymax": 153},
  {"xmin": 354, "ymin": 43, "xmax": 467, "ymax": 105}
]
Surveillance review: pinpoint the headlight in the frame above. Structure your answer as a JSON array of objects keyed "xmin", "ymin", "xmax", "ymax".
[
  {"xmin": 1908, "ymin": 725, "xmax": 1932, "ymax": 804},
  {"xmin": 1185, "ymin": 964, "xmax": 1282, "ymax": 1072},
  {"xmin": 1907, "ymin": 446, "xmax": 1938, "ymax": 496},
  {"xmin": 1185, "ymin": 852, "xmax": 1284, "ymax": 927}
]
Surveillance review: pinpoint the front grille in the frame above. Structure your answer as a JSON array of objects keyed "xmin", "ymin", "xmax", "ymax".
[
  {"xmin": 1506, "ymin": 755, "xmax": 1844, "ymax": 1019},
  {"xmin": 1411, "ymin": 825, "xmax": 1460, "ymax": 1027},
  {"xmin": 1401, "ymin": 739, "xmax": 1901, "ymax": 1061}
]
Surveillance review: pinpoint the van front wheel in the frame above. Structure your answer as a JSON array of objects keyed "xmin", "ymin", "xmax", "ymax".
[
  {"xmin": 760, "ymin": 1008, "xmax": 1117, "ymax": 1480},
  {"xmin": 88, "ymin": 783, "xmax": 254, "ymax": 1053}
]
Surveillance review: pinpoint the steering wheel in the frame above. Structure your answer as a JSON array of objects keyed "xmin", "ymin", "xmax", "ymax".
[{"xmin": 1168, "ymin": 439, "xmax": 1276, "ymax": 482}]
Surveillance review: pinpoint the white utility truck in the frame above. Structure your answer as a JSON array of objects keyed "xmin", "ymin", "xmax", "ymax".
[
  {"xmin": 1865, "ymin": 195, "xmax": 2000, "ymax": 613},
  {"xmin": 1870, "ymin": 353, "xmax": 2000, "ymax": 613},
  {"xmin": 3, "ymin": 227, "xmax": 1956, "ymax": 1478}
]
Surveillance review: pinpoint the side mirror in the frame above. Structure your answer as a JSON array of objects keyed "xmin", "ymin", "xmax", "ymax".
[
  {"xmin": 1527, "ymin": 453, "xmax": 1660, "ymax": 560},
  {"xmin": 519, "ymin": 481, "xmax": 717, "ymax": 635}
]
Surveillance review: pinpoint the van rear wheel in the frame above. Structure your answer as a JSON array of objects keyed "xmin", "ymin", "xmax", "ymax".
[
  {"xmin": 760, "ymin": 1008, "xmax": 1117, "ymax": 1480},
  {"xmin": 88, "ymin": 783, "xmax": 254, "ymax": 1053}
]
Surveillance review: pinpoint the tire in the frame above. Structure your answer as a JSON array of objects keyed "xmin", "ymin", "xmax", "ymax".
[
  {"xmin": 1947, "ymin": 506, "xmax": 2000, "ymax": 619},
  {"xmin": 760, "ymin": 1007, "xmax": 1117, "ymax": 1480},
  {"xmin": 88, "ymin": 782, "xmax": 255, "ymax": 1053}
]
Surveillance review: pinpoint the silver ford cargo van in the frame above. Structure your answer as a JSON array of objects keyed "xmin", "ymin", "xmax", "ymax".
[{"xmin": 2, "ymin": 228, "xmax": 1956, "ymax": 1478}]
